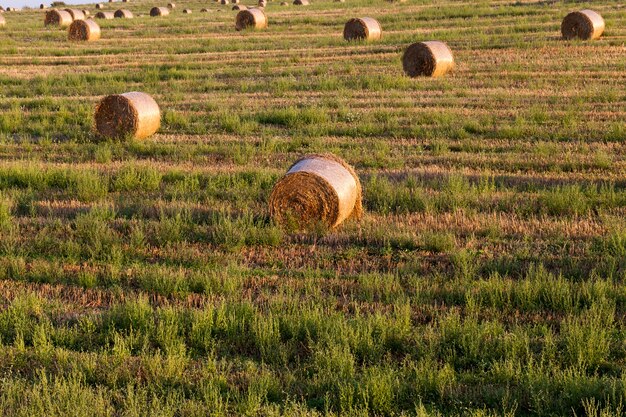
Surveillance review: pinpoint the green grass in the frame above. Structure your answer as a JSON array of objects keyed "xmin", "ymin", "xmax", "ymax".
[{"xmin": 0, "ymin": 0, "xmax": 624, "ymax": 415}]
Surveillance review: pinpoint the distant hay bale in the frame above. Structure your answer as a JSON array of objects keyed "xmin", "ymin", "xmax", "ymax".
[
  {"xmin": 561, "ymin": 10, "xmax": 604, "ymax": 40},
  {"xmin": 122, "ymin": 0, "xmax": 130, "ymax": 2},
  {"xmin": 68, "ymin": 19, "xmax": 101, "ymax": 41},
  {"xmin": 402, "ymin": 41, "xmax": 454, "ymax": 78},
  {"xmin": 167, "ymin": 2, "xmax": 175, "ymax": 8},
  {"xmin": 258, "ymin": 0, "xmax": 266, "ymax": 7},
  {"xmin": 150, "ymin": 7, "xmax": 169, "ymax": 16},
  {"xmin": 293, "ymin": 0, "xmax": 309, "ymax": 4},
  {"xmin": 65, "ymin": 8, "xmax": 85, "ymax": 20},
  {"xmin": 343, "ymin": 17, "xmax": 381, "ymax": 41},
  {"xmin": 182, "ymin": 8, "xmax": 192, "ymax": 13},
  {"xmin": 114, "ymin": 9, "xmax": 133, "ymax": 18},
  {"xmin": 280, "ymin": 2, "xmax": 288, "ymax": 5},
  {"xmin": 45, "ymin": 10, "xmax": 73, "ymax": 27},
  {"xmin": 220, "ymin": 0, "xmax": 229, "ymax": 4},
  {"xmin": 95, "ymin": 4, "xmax": 104, "ymax": 9},
  {"xmin": 200, "ymin": 8, "xmax": 209, "ymax": 12},
  {"xmin": 40, "ymin": 4, "xmax": 47, "ymax": 9},
  {"xmin": 232, "ymin": 5, "xmax": 247, "ymax": 10},
  {"xmin": 269, "ymin": 154, "xmax": 363, "ymax": 229},
  {"xmin": 231, "ymin": 0, "xmax": 240, "ymax": 4},
  {"xmin": 235, "ymin": 8, "xmax": 266, "ymax": 30},
  {"xmin": 95, "ymin": 11, "xmax": 114, "ymax": 19},
  {"xmin": 6, "ymin": 7, "xmax": 18, "ymax": 11},
  {"xmin": 82, "ymin": 9, "xmax": 90, "ymax": 17},
  {"xmin": 95, "ymin": 92, "xmax": 161, "ymax": 140}
]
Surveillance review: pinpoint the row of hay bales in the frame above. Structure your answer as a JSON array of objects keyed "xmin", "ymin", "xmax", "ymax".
[{"xmin": 92, "ymin": 91, "xmax": 357, "ymax": 230}]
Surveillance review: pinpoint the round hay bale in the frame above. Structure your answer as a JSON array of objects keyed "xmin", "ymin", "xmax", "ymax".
[
  {"xmin": 182, "ymin": 8, "xmax": 192, "ymax": 13},
  {"xmin": 343, "ymin": 17, "xmax": 381, "ymax": 41},
  {"xmin": 402, "ymin": 41, "xmax": 454, "ymax": 78},
  {"xmin": 235, "ymin": 8, "xmax": 266, "ymax": 30},
  {"xmin": 269, "ymin": 154, "xmax": 363, "ymax": 229},
  {"xmin": 114, "ymin": 9, "xmax": 133, "ymax": 18},
  {"xmin": 95, "ymin": 11, "xmax": 115, "ymax": 19},
  {"xmin": 6, "ymin": 7, "xmax": 19, "ymax": 11},
  {"xmin": 167, "ymin": 2, "xmax": 176, "ymax": 8},
  {"xmin": 40, "ymin": 4, "xmax": 47, "ymax": 9},
  {"xmin": 95, "ymin": 92, "xmax": 161, "ymax": 140},
  {"xmin": 82, "ymin": 9, "xmax": 90, "ymax": 17},
  {"xmin": 280, "ymin": 2, "xmax": 288, "ymax": 5},
  {"xmin": 122, "ymin": 0, "xmax": 130, "ymax": 2},
  {"xmin": 293, "ymin": 0, "xmax": 309, "ymax": 5},
  {"xmin": 150, "ymin": 7, "xmax": 170, "ymax": 16},
  {"xmin": 232, "ymin": 5, "xmax": 247, "ymax": 10},
  {"xmin": 64, "ymin": 8, "xmax": 85, "ymax": 20},
  {"xmin": 95, "ymin": 4, "xmax": 104, "ymax": 9},
  {"xmin": 231, "ymin": 0, "xmax": 240, "ymax": 4},
  {"xmin": 561, "ymin": 10, "xmax": 604, "ymax": 40},
  {"xmin": 45, "ymin": 9, "xmax": 73, "ymax": 27},
  {"xmin": 0, "ymin": 14, "xmax": 5, "ymax": 26},
  {"xmin": 68, "ymin": 19, "xmax": 101, "ymax": 41},
  {"xmin": 200, "ymin": 8, "xmax": 209, "ymax": 12},
  {"xmin": 220, "ymin": 0, "xmax": 229, "ymax": 4}
]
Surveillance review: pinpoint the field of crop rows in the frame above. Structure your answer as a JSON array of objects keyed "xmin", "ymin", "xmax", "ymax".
[{"xmin": 0, "ymin": 0, "xmax": 625, "ymax": 415}]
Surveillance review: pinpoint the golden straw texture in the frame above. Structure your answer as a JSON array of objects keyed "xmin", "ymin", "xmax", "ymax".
[
  {"xmin": 343, "ymin": 17, "xmax": 381, "ymax": 41},
  {"xmin": 95, "ymin": 11, "xmax": 114, "ymax": 19},
  {"xmin": 150, "ymin": 7, "xmax": 170, "ymax": 16},
  {"xmin": 44, "ymin": 9, "xmax": 73, "ymax": 27},
  {"xmin": 235, "ymin": 8, "xmax": 267, "ymax": 30},
  {"xmin": 94, "ymin": 92, "xmax": 161, "ymax": 140},
  {"xmin": 561, "ymin": 10, "xmax": 605, "ymax": 40},
  {"xmin": 64, "ymin": 8, "xmax": 85, "ymax": 20},
  {"xmin": 269, "ymin": 154, "xmax": 363, "ymax": 229},
  {"xmin": 0, "ymin": 14, "xmax": 5, "ymax": 26},
  {"xmin": 68, "ymin": 19, "xmax": 101, "ymax": 41},
  {"xmin": 114, "ymin": 9, "xmax": 133, "ymax": 18},
  {"xmin": 402, "ymin": 41, "xmax": 454, "ymax": 77}
]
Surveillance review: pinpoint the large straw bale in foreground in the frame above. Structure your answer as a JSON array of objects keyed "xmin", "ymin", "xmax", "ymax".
[
  {"xmin": 95, "ymin": 11, "xmax": 114, "ymax": 19},
  {"xmin": 45, "ymin": 9, "xmax": 73, "ymax": 27},
  {"xmin": 402, "ymin": 41, "xmax": 454, "ymax": 77},
  {"xmin": 150, "ymin": 6, "xmax": 170, "ymax": 16},
  {"xmin": 343, "ymin": 17, "xmax": 381, "ymax": 41},
  {"xmin": 114, "ymin": 9, "xmax": 133, "ymax": 18},
  {"xmin": 269, "ymin": 154, "xmax": 363, "ymax": 229},
  {"xmin": 68, "ymin": 19, "xmax": 101, "ymax": 41},
  {"xmin": 235, "ymin": 8, "xmax": 266, "ymax": 30},
  {"xmin": 65, "ymin": 8, "xmax": 85, "ymax": 20},
  {"xmin": 95, "ymin": 92, "xmax": 161, "ymax": 140},
  {"xmin": 561, "ymin": 10, "xmax": 604, "ymax": 40}
]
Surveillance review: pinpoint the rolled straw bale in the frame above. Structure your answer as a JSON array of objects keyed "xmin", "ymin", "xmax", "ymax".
[
  {"xmin": 220, "ymin": 0, "xmax": 229, "ymax": 4},
  {"xmin": 150, "ymin": 7, "xmax": 169, "ymax": 16},
  {"xmin": 82, "ymin": 9, "xmax": 90, "ymax": 16},
  {"xmin": 293, "ymin": 0, "xmax": 308, "ymax": 4},
  {"xmin": 561, "ymin": 10, "xmax": 604, "ymax": 40},
  {"xmin": 269, "ymin": 154, "xmax": 362, "ymax": 229},
  {"xmin": 200, "ymin": 8, "xmax": 209, "ymax": 12},
  {"xmin": 232, "ymin": 5, "xmax": 247, "ymax": 10},
  {"xmin": 0, "ymin": 14, "xmax": 5, "ymax": 26},
  {"xmin": 167, "ymin": 2, "xmax": 175, "ymax": 8},
  {"xmin": 122, "ymin": 0, "xmax": 130, "ymax": 2},
  {"xmin": 0, "ymin": 6, "xmax": 5, "ymax": 11},
  {"xmin": 343, "ymin": 17, "xmax": 380, "ymax": 41},
  {"xmin": 40, "ymin": 4, "xmax": 47, "ymax": 9},
  {"xmin": 7, "ymin": 7, "xmax": 19, "ymax": 11},
  {"xmin": 258, "ymin": 0, "xmax": 266, "ymax": 7},
  {"xmin": 280, "ymin": 2, "xmax": 288, "ymax": 5},
  {"xmin": 65, "ymin": 8, "xmax": 85, "ymax": 20},
  {"xmin": 182, "ymin": 8, "xmax": 192, "ymax": 13},
  {"xmin": 402, "ymin": 41, "xmax": 454, "ymax": 78},
  {"xmin": 114, "ymin": 9, "xmax": 133, "ymax": 18},
  {"xmin": 231, "ymin": 0, "xmax": 240, "ymax": 4},
  {"xmin": 68, "ymin": 19, "xmax": 100, "ymax": 41},
  {"xmin": 94, "ymin": 92, "xmax": 161, "ymax": 140},
  {"xmin": 95, "ymin": 3, "xmax": 104, "ymax": 8},
  {"xmin": 45, "ymin": 9, "xmax": 72, "ymax": 27},
  {"xmin": 235, "ymin": 8, "xmax": 266, "ymax": 30},
  {"xmin": 95, "ymin": 11, "xmax": 114, "ymax": 18}
]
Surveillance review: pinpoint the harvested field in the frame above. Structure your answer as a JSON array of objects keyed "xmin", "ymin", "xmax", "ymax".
[{"xmin": 0, "ymin": 1, "xmax": 625, "ymax": 416}]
